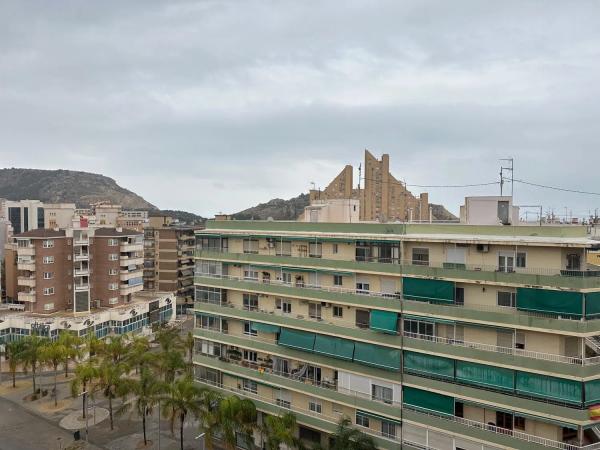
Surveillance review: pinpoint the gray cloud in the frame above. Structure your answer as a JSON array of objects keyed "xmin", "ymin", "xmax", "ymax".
[{"xmin": 1, "ymin": 0, "xmax": 600, "ymax": 218}]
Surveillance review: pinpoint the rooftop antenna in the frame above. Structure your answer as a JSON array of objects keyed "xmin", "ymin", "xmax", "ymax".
[{"xmin": 499, "ymin": 158, "xmax": 514, "ymax": 197}]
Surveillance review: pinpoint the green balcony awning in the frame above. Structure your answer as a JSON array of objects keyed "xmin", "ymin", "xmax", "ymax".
[
  {"xmin": 356, "ymin": 410, "xmax": 401, "ymax": 426},
  {"xmin": 456, "ymin": 361, "xmax": 514, "ymax": 391},
  {"xmin": 402, "ymin": 277, "xmax": 455, "ymax": 303},
  {"xmin": 516, "ymin": 372, "xmax": 582, "ymax": 405},
  {"xmin": 278, "ymin": 328, "xmax": 315, "ymax": 352},
  {"xmin": 585, "ymin": 379, "xmax": 600, "ymax": 406},
  {"xmin": 313, "ymin": 335, "xmax": 354, "ymax": 361},
  {"xmin": 402, "ymin": 315, "xmax": 454, "ymax": 325},
  {"xmin": 250, "ymin": 322, "xmax": 281, "ymax": 334},
  {"xmin": 403, "ymin": 351, "xmax": 454, "ymax": 379},
  {"xmin": 586, "ymin": 292, "xmax": 600, "ymax": 318},
  {"xmin": 353, "ymin": 342, "xmax": 401, "ymax": 371},
  {"xmin": 369, "ymin": 310, "xmax": 399, "ymax": 334},
  {"xmin": 403, "ymin": 386, "xmax": 454, "ymax": 416},
  {"xmin": 516, "ymin": 288, "xmax": 583, "ymax": 318}
]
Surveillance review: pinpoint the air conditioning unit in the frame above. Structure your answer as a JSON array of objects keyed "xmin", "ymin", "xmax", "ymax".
[{"xmin": 476, "ymin": 244, "xmax": 489, "ymax": 253}]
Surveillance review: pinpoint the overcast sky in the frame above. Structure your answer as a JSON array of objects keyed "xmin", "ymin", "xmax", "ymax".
[{"xmin": 1, "ymin": 1, "xmax": 600, "ymax": 218}]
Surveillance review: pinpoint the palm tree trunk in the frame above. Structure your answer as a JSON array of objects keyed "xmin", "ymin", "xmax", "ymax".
[
  {"xmin": 12, "ymin": 370, "xmax": 16, "ymax": 388},
  {"xmin": 109, "ymin": 395, "xmax": 114, "ymax": 430},
  {"xmin": 64, "ymin": 359, "xmax": 69, "ymax": 378},
  {"xmin": 205, "ymin": 432, "xmax": 214, "ymax": 450},
  {"xmin": 180, "ymin": 412, "xmax": 185, "ymax": 450},
  {"xmin": 32, "ymin": 366, "xmax": 36, "ymax": 395},
  {"xmin": 53, "ymin": 367, "xmax": 58, "ymax": 407},
  {"xmin": 142, "ymin": 407, "xmax": 147, "ymax": 446}
]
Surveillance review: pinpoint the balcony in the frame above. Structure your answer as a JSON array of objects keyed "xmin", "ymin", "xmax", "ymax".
[
  {"xmin": 120, "ymin": 256, "xmax": 144, "ymax": 266},
  {"xmin": 74, "ymin": 253, "xmax": 89, "ymax": 261},
  {"xmin": 120, "ymin": 243, "xmax": 143, "ymax": 253},
  {"xmin": 195, "ymin": 249, "xmax": 600, "ymax": 290},
  {"xmin": 18, "ymin": 291, "xmax": 36, "ymax": 302},
  {"xmin": 74, "ymin": 268, "xmax": 89, "ymax": 276},
  {"xmin": 194, "ymin": 273, "xmax": 600, "ymax": 334},
  {"xmin": 120, "ymin": 269, "xmax": 143, "ymax": 281},
  {"xmin": 194, "ymin": 300, "xmax": 597, "ymax": 376},
  {"xmin": 17, "ymin": 276, "xmax": 36, "ymax": 287},
  {"xmin": 18, "ymin": 246, "xmax": 35, "ymax": 256},
  {"xmin": 74, "ymin": 284, "xmax": 89, "ymax": 291},
  {"xmin": 73, "ymin": 238, "xmax": 89, "ymax": 245},
  {"xmin": 17, "ymin": 261, "xmax": 35, "ymax": 271},
  {"xmin": 119, "ymin": 283, "xmax": 144, "ymax": 295}
]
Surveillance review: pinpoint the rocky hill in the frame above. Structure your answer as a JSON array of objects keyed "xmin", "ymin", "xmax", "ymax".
[
  {"xmin": 0, "ymin": 168, "xmax": 156, "ymax": 210},
  {"xmin": 233, "ymin": 193, "xmax": 457, "ymax": 221}
]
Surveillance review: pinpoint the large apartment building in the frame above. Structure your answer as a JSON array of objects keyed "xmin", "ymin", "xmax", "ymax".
[
  {"xmin": 193, "ymin": 219, "xmax": 600, "ymax": 450},
  {"xmin": 144, "ymin": 215, "xmax": 198, "ymax": 313},
  {"xmin": 4, "ymin": 225, "xmax": 144, "ymax": 314}
]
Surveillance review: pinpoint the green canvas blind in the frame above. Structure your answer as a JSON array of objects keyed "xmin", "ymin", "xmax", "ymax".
[
  {"xmin": 356, "ymin": 410, "xmax": 402, "ymax": 425},
  {"xmin": 403, "ymin": 351, "xmax": 454, "ymax": 379},
  {"xmin": 586, "ymin": 292, "xmax": 600, "ymax": 319},
  {"xmin": 403, "ymin": 386, "xmax": 454, "ymax": 415},
  {"xmin": 250, "ymin": 322, "xmax": 281, "ymax": 333},
  {"xmin": 278, "ymin": 328, "xmax": 315, "ymax": 352},
  {"xmin": 402, "ymin": 277, "xmax": 455, "ymax": 303},
  {"xmin": 456, "ymin": 361, "xmax": 514, "ymax": 391},
  {"xmin": 353, "ymin": 342, "xmax": 401, "ymax": 371},
  {"xmin": 313, "ymin": 335, "xmax": 355, "ymax": 361},
  {"xmin": 516, "ymin": 288, "xmax": 583, "ymax": 318},
  {"xmin": 516, "ymin": 372, "xmax": 582, "ymax": 405},
  {"xmin": 369, "ymin": 310, "xmax": 399, "ymax": 334},
  {"xmin": 585, "ymin": 379, "xmax": 600, "ymax": 406}
]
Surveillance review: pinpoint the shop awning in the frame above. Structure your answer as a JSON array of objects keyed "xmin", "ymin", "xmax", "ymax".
[
  {"xmin": 369, "ymin": 310, "xmax": 399, "ymax": 334},
  {"xmin": 313, "ymin": 335, "xmax": 355, "ymax": 361}
]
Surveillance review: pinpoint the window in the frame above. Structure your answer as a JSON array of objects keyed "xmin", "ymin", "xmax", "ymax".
[
  {"xmin": 455, "ymin": 401, "xmax": 464, "ymax": 418},
  {"xmin": 42, "ymin": 240, "xmax": 54, "ymax": 248},
  {"xmin": 108, "ymin": 298, "xmax": 119, "ymax": 305},
  {"xmin": 243, "ymin": 266, "xmax": 258, "ymax": 281},
  {"xmin": 355, "ymin": 309, "xmax": 370, "ymax": 328},
  {"xmin": 381, "ymin": 420, "xmax": 396, "ymax": 439},
  {"xmin": 279, "ymin": 299, "xmax": 292, "ymax": 314},
  {"xmin": 108, "ymin": 268, "xmax": 118, "ymax": 275},
  {"xmin": 108, "ymin": 239, "xmax": 119, "ymax": 246},
  {"xmin": 243, "ymin": 321, "xmax": 257, "ymax": 336},
  {"xmin": 497, "ymin": 291, "xmax": 516, "ymax": 308},
  {"xmin": 404, "ymin": 318, "xmax": 434, "ymax": 337},
  {"xmin": 333, "ymin": 306, "xmax": 343, "ymax": 318},
  {"xmin": 243, "ymin": 238, "xmax": 259, "ymax": 254},
  {"xmin": 308, "ymin": 399, "xmax": 322, "ymax": 414},
  {"xmin": 333, "ymin": 275, "xmax": 343, "ymax": 287},
  {"xmin": 109, "ymin": 254, "xmax": 119, "ymax": 261},
  {"xmin": 243, "ymin": 294, "xmax": 259, "ymax": 311},
  {"xmin": 356, "ymin": 412, "xmax": 370, "ymax": 428},
  {"xmin": 275, "ymin": 240, "xmax": 292, "ymax": 256},
  {"xmin": 332, "ymin": 243, "xmax": 338, "ymax": 254},
  {"xmin": 243, "ymin": 350, "xmax": 257, "ymax": 362},
  {"xmin": 356, "ymin": 281, "xmax": 370, "ymax": 294},
  {"xmin": 242, "ymin": 379, "xmax": 257, "ymax": 394},
  {"xmin": 496, "ymin": 411, "xmax": 513, "ymax": 430},
  {"xmin": 299, "ymin": 427, "xmax": 321, "ymax": 444},
  {"xmin": 515, "ymin": 331, "xmax": 525, "ymax": 350},
  {"xmin": 455, "ymin": 287, "xmax": 465, "ymax": 305},
  {"xmin": 514, "ymin": 416, "xmax": 526, "ymax": 431},
  {"xmin": 43, "ymin": 256, "xmax": 54, "ymax": 264},
  {"xmin": 516, "ymin": 252, "xmax": 527, "ymax": 268},
  {"xmin": 412, "ymin": 248, "xmax": 429, "ymax": 266},
  {"xmin": 17, "ymin": 239, "xmax": 30, "ymax": 248},
  {"xmin": 567, "ymin": 253, "xmax": 581, "ymax": 271},
  {"xmin": 43, "ymin": 272, "xmax": 53, "ymax": 280},
  {"xmin": 281, "ymin": 272, "xmax": 292, "ymax": 284},
  {"xmin": 308, "ymin": 303, "xmax": 322, "ymax": 320},
  {"xmin": 43, "ymin": 287, "xmax": 55, "ymax": 295},
  {"xmin": 498, "ymin": 253, "xmax": 514, "ymax": 272},
  {"xmin": 309, "ymin": 242, "xmax": 322, "ymax": 258},
  {"xmin": 43, "ymin": 303, "xmax": 54, "ymax": 311},
  {"xmin": 372, "ymin": 384, "xmax": 393, "ymax": 404},
  {"xmin": 109, "ymin": 283, "xmax": 119, "ymax": 291}
]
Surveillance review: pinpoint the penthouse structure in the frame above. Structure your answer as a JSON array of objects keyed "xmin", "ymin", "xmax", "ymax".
[{"xmin": 193, "ymin": 215, "xmax": 600, "ymax": 449}]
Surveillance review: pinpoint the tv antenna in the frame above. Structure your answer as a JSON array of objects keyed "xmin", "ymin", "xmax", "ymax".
[{"xmin": 499, "ymin": 158, "xmax": 514, "ymax": 197}]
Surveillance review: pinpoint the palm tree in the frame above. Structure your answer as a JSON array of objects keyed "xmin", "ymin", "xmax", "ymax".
[
  {"xmin": 328, "ymin": 417, "xmax": 377, "ymax": 450},
  {"xmin": 5, "ymin": 340, "xmax": 26, "ymax": 388},
  {"xmin": 219, "ymin": 395, "xmax": 257, "ymax": 450},
  {"xmin": 184, "ymin": 331, "xmax": 194, "ymax": 368},
  {"xmin": 117, "ymin": 366, "xmax": 167, "ymax": 446},
  {"xmin": 196, "ymin": 389, "xmax": 223, "ymax": 450},
  {"xmin": 85, "ymin": 332, "xmax": 105, "ymax": 358},
  {"xmin": 155, "ymin": 326, "xmax": 182, "ymax": 354},
  {"xmin": 261, "ymin": 412, "xmax": 302, "ymax": 450},
  {"xmin": 41, "ymin": 340, "xmax": 67, "ymax": 406},
  {"xmin": 126, "ymin": 335, "xmax": 153, "ymax": 373},
  {"xmin": 103, "ymin": 335, "xmax": 130, "ymax": 364},
  {"xmin": 161, "ymin": 376, "xmax": 201, "ymax": 450},
  {"xmin": 93, "ymin": 360, "xmax": 128, "ymax": 430},
  {"xmin": 158, "ymin": 349, "xmax": 186, "ymax": 384},
  {"xmin": 57, "ymin": 331, "xmax": 82, "ymax": 378},
  {"xmin": 21, "ymin": 335, "xmax": 46, "ymax": 396},
  {"xmin": 71, "ymin": 361, "xmax": 99, "ymax": 419}
]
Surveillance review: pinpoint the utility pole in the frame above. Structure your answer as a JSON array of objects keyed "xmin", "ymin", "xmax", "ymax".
[{"xmin": 499, "ymin": 158, "xmax": 514, "ymax": 198}]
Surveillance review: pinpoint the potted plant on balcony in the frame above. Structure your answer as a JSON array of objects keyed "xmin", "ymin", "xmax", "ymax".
[{"xmin": 227, "ymin": 348, "xmax": 242, "ymax": 362}]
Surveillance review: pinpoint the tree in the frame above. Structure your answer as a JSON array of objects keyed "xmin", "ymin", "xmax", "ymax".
[
  {"xmin": 71, "ymin": 361, "xmax": 99, "ymax": 419},
  {"xmin": 328, "ymin": 417, "xmax": 377, "ymax": 450},
  {"xmin": 117, "ymin": 367, "xmax": 167, "ymax": 446},
  {"xmin": 58, "ymin": 331, "xmax": 82, "ymax": 378},
  {"xmin": 93, "ymin": 360, "xmax": 128, "ymax": 430},
  {"xmin": 41, "ymin": 340, "xmax": 67, "ymax": 406},
  {"xmin": 126, "ymin": 335, "xmax": 154, "ymax": 374},
  {"xmin": 196, "ymin": 389, "xmax": 223, "ymax": 450},
  {"xmin": 161, "ymin": 377, "xmax": 201, "ymax": 450},
  {"xmin": 158, "ymin": 349, "xmax": 186, "ymax": 384},
  {"xmin": 218, "ymin": 395, "xmax": 257, "ymax": 450},
  {"xmin": 21, "ymin": 335, "xmax": 46, "ymax": 396},
  {"xmin": 261, "ymin": 412, "xmax": 302, "ymax": 450},
  {"xmin": 103, "ymin": 335, "xmax": 129, "ymax": 364},
  {"xmin": 155, "ymin": 326, "xmax": 182, "ymax": 354},
  {"xmin": 5, "ymin": 340, "xmax": 26, "ymax": 388},
  {"xmin": 183, "ymin": 331, "xmax": 194, "ymax": 368}
]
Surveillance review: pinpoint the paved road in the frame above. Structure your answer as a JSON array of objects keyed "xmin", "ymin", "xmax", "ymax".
[{"xmin": 0, "ymin": 396, "xmax": 80, "ymax": 450}]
